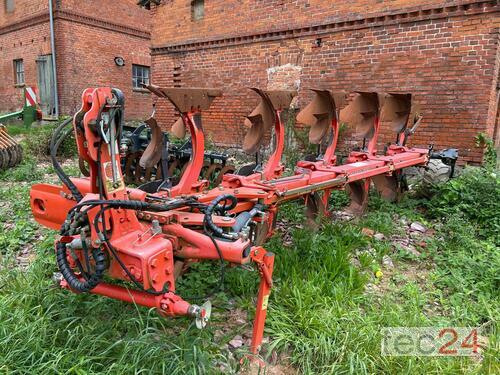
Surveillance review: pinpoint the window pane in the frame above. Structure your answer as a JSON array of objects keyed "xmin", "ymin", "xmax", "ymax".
[
  {"xmin": 14, "ymin": 59, "xmax": 24, "ymax": 85},
  {"xmin": 132, "ymin": 65, "xmax": 150, "ymax": 88},
  {"xmin": 191, "ymin": 0, "xmax": 204, "ymax": 21}
]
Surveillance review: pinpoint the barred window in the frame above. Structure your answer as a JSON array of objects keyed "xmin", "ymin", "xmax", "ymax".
[
  {"xmin": 14, "ymin": 59, "xmax": 24, "ymax": 85},
  {"xmin": 132, "ymin": 64, "xmax": 150, "ymax": 89}
]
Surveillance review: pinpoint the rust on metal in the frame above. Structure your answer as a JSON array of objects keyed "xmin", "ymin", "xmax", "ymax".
[
  {"xmin": 264, "ymin": 90, "xmax": 297, "ymax": 110},
  {"xmin": 139, "ymin": 117, "xmax": 163, "ymax": 169},
  {"xmin": 0, "ymin": 125, "xmax": 23, "ymax": 170},
  {"xmin": 305, "ymin": 191, "xmax": 327, "ymax": 225},
  {"xmin": 346, "ymin": 179, "xmax": 370, "ymax": 216},
  {"xmin": 145, "ymin": 84, "xmax": 165, "ymax": 98},
  {"xmin": 146, "ymin": 85, "xmax": 222, "ymax": 139},
  {"xmin": 171, "ymin": 117, "xmax": 187, "ymax": 139},
  {"xmin": 296, "ymin": 89, "xmax": 347, "ymax": 144},
  {"xmin": 243, "ymin": 88, "xmax": 297, "ymax": 154},
  {"xmin": 380, "ymin": 93, "xmax": 412, "ymax": 133},
  {"xmin": 340, "ymin": 92, "xmax": 383, "ymax": 139},
  {"xmin": 146, "ymin": 85, "xmax": 222, "ymax": 113},
  {"xmin": 372, "ymin": 174, "xmax": 401, "ymax": 202}
]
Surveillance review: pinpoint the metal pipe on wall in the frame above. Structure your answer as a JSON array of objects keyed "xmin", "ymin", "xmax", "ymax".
[{"xmin": 48, "ymin": 0, "xmax": 60, "ymax": 118}]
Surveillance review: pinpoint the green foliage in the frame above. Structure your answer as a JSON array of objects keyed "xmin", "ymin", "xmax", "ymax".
[
  {"xmin": 1, "ymin": 135, "xmax": 499, "ymax": 374},
  {"xmin": 328, "ymin": 189, "xmax": 350, "ymax": 210},
  {"xmin": 431, "ymin": 214, "xmax": 500, "ymax": 325},
  {"xmin": 24, "ymin": 121, "xmax": 77, "ymax": 159},
  {"xmin": 427, "ymin": 167, "xmax": 500, "ymax": 243},
  {"xmin": 475, "ymin": 132, "xmax": 497, "ymax": 170},
  {"xmin": 0, "ymin": 256, "xmax": 232, "ymax": 374},
  {"xmin": 175, "ymin": 261, "xmax": 227, "ymax": 302},
  {"xmin": 1, "ymin": 123, "xmax": 29, "ymax": 137},
  {"xmin": 0, "ymin": 156, "xmax": 44, "ymax": 182}
]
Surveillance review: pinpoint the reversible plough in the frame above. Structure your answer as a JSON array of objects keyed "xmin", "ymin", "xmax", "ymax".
[{"xmin": 30, "ymin": 85, "xmax": 429, "ymax": 356}]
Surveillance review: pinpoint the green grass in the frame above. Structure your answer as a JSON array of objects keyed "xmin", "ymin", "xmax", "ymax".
[{"xmin": 0, "ymin": 131, "xmax": 498, "ymax": 373}]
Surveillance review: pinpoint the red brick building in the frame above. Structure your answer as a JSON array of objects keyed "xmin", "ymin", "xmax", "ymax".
[
  {"xmin": 1, "ymin": 0, "xmax": 152, "ymax": 120},
  {"xmin": 147, "ymin": 0, "xmax": 499, "ymax": 164}
]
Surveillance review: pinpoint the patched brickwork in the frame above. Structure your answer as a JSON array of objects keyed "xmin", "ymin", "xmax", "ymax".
[
  {"xmin": 150, "ymin": 0, "xmax": 500, "ymax": 164},
  {"xmin": 1, "ymin": 0, "xmax": 151, "ymax": 119}
]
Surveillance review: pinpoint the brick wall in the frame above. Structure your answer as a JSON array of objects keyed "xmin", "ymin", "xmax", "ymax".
[
  {"xmin": 55, "ymin": 21, "xmax": 152, "ymax": 118},
  {"xmin": 0, "ymin": 0, "xmax": 152, "ymax": 119},
  {"xmin": 0, "ymin": 0, "xmax": 48, "ymax": 25},
  {"xmin": 0, "ymin": 24, "xmax": 52, "ymax": 113},
  {"xmin": 150, "ymin": 0, "xmax": 500, "ymax": 165},
  {"xmin": 0, "ymin": 0, "xmax": 50, "ymax": 112},
  {"xmin": 150, "ymin": 0, "xmax": 448, "ymax": 46},
  {"xmin": 60, "ymin": 0, "xmax": 151, "ymax": 30},
  {"xmin": 55, "ymin": 0, "xmax": 152, "ymax": 119}
]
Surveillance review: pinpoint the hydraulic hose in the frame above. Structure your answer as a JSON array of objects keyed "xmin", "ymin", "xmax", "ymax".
[
  {"xmin": 50, "ymin": 118, "xmax": 83, "ymax": 202},
  {"xmin": 204, "ymin": 194, "xmax": 238, "ymax": 239},
  {"xmin": 56, "ymin": 241, "xmax": 107, "ymax": 292},
  {"xmin": 68, "ymin": 198, "xmax": 201, "ymax": 217},
  {"xmin": 232, "ymin": 204, "xmax": 263, "ymax": 233}
]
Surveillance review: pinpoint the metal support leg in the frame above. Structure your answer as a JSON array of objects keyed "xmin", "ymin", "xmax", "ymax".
[{"xmin": 250, "ymin": 247, "xmax": 275, "ymax": 354}]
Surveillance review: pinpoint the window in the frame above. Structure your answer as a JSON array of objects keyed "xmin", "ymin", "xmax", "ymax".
[
  {"xmin": 137, "ymin": 0, "xmax": 161, "ymax": 10},
  {"xmin": 5, "ymin": 0, "xmax": 15, "ymax": 13},
  {"xmin": 191, "ymin": 0, "xmax": 204, "ymax": 21},
  {"xmin": 14, "ymin": 59, "xmax": 24, "ymax": 85},
  {"xmin": 132, "ymin": 64, "xmax": 150, "ymax": 89}
]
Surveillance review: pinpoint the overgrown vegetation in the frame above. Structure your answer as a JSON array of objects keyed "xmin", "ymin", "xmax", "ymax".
[
  {"xmin": 427, "ymin": 167, "xmax": 499, "ymax": 243},
  {"xmin": 24, "ymin": 120, "xmax": 77, "ymax": 159},
  {"xmin": 0, "ymin": 125, "xmax": 498, "ymax": 374},
  {"xmin": 427, "ymin": 135, "xmax": 499, "ymax": 244}
]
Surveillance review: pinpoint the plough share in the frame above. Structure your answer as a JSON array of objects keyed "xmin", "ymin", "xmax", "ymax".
[{"xmin": 30, "ymin": 85, "xmax": 429, "ymax": 356}]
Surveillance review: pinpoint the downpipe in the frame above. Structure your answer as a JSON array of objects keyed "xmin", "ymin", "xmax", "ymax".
[{"xmin": 48, "ymin": 0, "xmax": 60, "ymax": 118}]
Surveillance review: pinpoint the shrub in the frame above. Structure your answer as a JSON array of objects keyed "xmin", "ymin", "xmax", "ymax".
[
  {"xmin": 475, "ymin": 132, "xmax": 497, "ymax": 170},
  {"xmin": 427, "ymin": 167, "xmax": 499, "ymax": 243},
  {"xmin": 24, "ymin": 120, "xmax": 77, "ymax": 159}
]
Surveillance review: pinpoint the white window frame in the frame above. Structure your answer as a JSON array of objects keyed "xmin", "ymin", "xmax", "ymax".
[
  {"xmin": 132, "ymin": 64, "xmax": 150, "ymax": 89},
  {"xmin": 14, "ymin": 59, "xmax": 24, "ymax": 86}
]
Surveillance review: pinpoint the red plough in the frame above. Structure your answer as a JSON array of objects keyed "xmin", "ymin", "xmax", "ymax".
[{"xmin": 30, "ymin": 86, "xmax": 429, "ymax": 356}]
